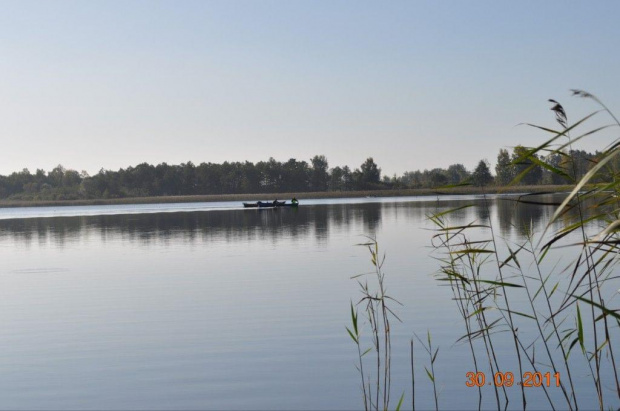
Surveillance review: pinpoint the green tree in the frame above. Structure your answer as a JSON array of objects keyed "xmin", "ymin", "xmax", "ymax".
[
  {"xmin": 428, "ymin": 168, "xmax": 448, "ymax": 187},
  {"xmin": 48, "ymin": 165, "xmax": 65, "ymax": 187},
  {"xmin": 512, "ymin": 146, "xmax": 543, "ymax": 185},
  {"xmin": 62, "ymin": 169, "xmax": 81, "ymax": 187},
  {"xmin": 472, "ymin": 160, "xmax": 493, "ymax": 187},
  {"xmin": 446, "ymin": 164, "xmax": 470, "ymax": 185},
  {"xmin": 180, "ymin": 162, "xmax": 196, "ymax": 194},
  {"xmin": 329, "ymin": 166, "xmax": 344, "ymax": 191},
  {"xmin": 281, "ymin": 158, "xmax": 310, "ymax": 192},
  {"xmin": 257, "ymin": 157, "xmax": 283, "ymax": 192},
  {"xmin": 240, "ymin": 161, "xmax": 260, "ymax": 193},
  {"xmin": 545, "ymin": 153, "xmax": 570, "ymax": 185},
  {"xmin": 220, "ymin": 161, "xmax": 243, "ymax": 193},
  {"xmin": 360, "ymin": 157, "xmax": 381, "ymax": 188},
  {"xmin": 495, "ymin": 149, "xmax": 514, "ymax": 185},
  {"xmin": 341, "ymin": 166, "xmax": 353, "ymax": 190},
  {"xmin": 310, "ymin": 155, "xmax": 329, "ymax": 191},
  {"xmin": 400, "ymin": 171, "xmax": 422, "ymax": 188}
]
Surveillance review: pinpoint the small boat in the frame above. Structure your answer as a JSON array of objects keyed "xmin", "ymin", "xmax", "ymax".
[{"xmin": 242, "ymin": 200, "xmax": 299, "ymax": 208}]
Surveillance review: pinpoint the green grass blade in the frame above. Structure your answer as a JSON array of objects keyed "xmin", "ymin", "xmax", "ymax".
[
  {"xmin": 475, "ymin": 279, "xmax": 524, "ymax": 288},
  {"xmin": 577, "ymin": 303, "xmax": 585, "ymax": 355},
  {"xmin": 432, "ymin": 348, "xmax": 439, "ymax": 364},
  {"xmin": 350, "ymin": 302, "xmax": 358, "ymax": 336},
  {"xmin": 346, "ymin": 327, "xmax": 358, "ymax": 343},
  {"xmin": 450, "ymin": 249, "xmax": 495, "ymax": 255},
  {"xmin": 395, "ymin": 392, "xmax": 405, "ymax": 411},
  {"xmin": 430, "ymin": 205, "xmax": 474, "ymax": 219},
  {"xmin": 574, "ymin": 295, "xmax": 620, "ymax": 321},
  {"xmin": 425, "ymin": 367, "xmax": 434, "ymax": 382},
  {"xmin": 504, "ymin": 309, "xmax": 536, "ymax": 320}
]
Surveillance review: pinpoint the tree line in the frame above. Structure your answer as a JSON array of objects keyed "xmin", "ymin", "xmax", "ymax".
[
  {"xmin": 386, "ymin": 146, "xmax": 610, "ymax": 188},
  {"xmin": 0, "ymin": 147, "xmax": 610, "ymax": 201},
  {"xmin": 0, "ymin": 156, "xmax": 381, "ymax": 200}
]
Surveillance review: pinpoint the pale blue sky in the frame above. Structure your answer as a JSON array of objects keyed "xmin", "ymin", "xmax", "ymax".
[{"xmin": 1, "ymin": 0, "xmax": 618, "ymax": 176}]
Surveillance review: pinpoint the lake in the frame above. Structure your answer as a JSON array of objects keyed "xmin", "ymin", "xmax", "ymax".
[{"xmin": 0, "ymin": 195, "xmax": 617, "ymax": 410}]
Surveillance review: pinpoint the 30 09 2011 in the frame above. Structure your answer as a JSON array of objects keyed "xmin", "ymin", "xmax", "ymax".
[{"xmin": 466, "ymin": 372, "xmax": 561, "ymax": 387}]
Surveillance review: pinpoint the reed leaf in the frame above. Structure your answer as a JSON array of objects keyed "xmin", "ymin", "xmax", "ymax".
[
  {"xmin": 577, "ymin": 303, "xmax": 585, "ymax": 355},
  {"xmin": 573, "ymin": 296, "xmax": 620, "ymax": 321},
  {"xmin": 395, "ymin": 392, "xmax": 405, "ymax": 411},
  {"xmin": 425, "ymin": 367, "xmax": 434, "ymax": 382},
  {"xmin": 474, "ymin": 279, "xmax": 524, "ymax": 288},
  {"xmin": 546, "ymin": 148, "xmax": 619, "ymax": 234}
]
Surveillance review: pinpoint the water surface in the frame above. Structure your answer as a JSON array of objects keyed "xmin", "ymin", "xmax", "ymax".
[{"xmin": 0, "ymin": 196, "xmax": 616, "ymax": 409}]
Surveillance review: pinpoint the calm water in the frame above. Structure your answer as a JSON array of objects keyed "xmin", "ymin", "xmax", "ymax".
[{"xmin": 0, "ymin": 196, "xmax": 617, "ymax": 410}]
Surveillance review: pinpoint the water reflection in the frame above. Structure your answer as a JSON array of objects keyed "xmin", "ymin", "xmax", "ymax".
[
  {"xmin": 0, "ymin": 203, "xmax": 387, "ymax": 247},
  {"xmin": 1, "ymin": 194, "xmax": 609, "ymax": 410},
  {"xmin": 0, "ymin": 196, "xmax": 571, "ymax": 247}
]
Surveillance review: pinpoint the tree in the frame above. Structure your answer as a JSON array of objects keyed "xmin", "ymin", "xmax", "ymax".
[
  {"xmin": 446, "ymin": 164, "xmax": 470, "ymax": 185},
  {"xmin": 48, "ymin": 165, "xmax": 65, "ymax": 187},
  {"xmin": 180, "ymin": 162, "xmax": 196, "ymax": 194},
  {"xmin": 545, "ymin": 153, "xmax": 569, "ymax": 185},
  {"xmin": 62, "ymin": 169, "xmax": 81, "ymax": 187},
  {"xmin": 259, "ymin": 157, "xmax": 283, "ymax": 192},
  {"xmin": 428, "ymin": 168, "xmax": 448, "ymax": 187},
  {"xmin": 220, "ymin": 161, "xmax": 242, "ymax": 193},
  {"xmin": 341, "ymin": 166, "xmax": 353, "ymax": 191},
  {"xmin": 360, "ymin": 157, "xmax": 381, "ymax": 188},
  {"xmin": 495, "ymin": 149, "xmax": 514, "ymax": 186},
  {"xmin": 512, "ymin": 146, "xmax": 543, "ymax": 185},
  {"xmin": 310, "ymin": 155, "xmax": 329, "ymax": 191},
  {"xmin": 240, "ymin": 161, "xmax": 260, "ymax": 193},
  {"xmin": 329, "ymin": 166, "xmax": 344, "ymax": 191},
  {"xmin": 472, "ymin": 160, "xmax": 493, "ymax": 187},
  {"xmin": 281, "ymin": 158, "xmax": 310, "ymax": 192},
  {"xmin": 400, "ymin": 171, "xmax": 422, "ymax": 188}
]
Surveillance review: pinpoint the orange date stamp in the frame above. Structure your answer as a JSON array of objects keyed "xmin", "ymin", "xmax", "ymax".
[{"xmin": 466, "ymin": 372, "xmax": 561, "ymax": 387}]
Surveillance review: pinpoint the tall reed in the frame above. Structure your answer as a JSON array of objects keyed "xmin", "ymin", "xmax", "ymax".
[
  {"xmin": 428, "ymin": 90, "xmax": 620, "ymax": 410},
  {"xmin": 348, "ymin": 90, "xmax": 620, "ymax": 410},
  {"xmin": 347, "ymin": 238, "xmax": 403, "ymax": 411}
]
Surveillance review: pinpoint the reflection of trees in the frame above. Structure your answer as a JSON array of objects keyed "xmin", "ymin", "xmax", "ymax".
[
  {"xmin": 475, "ymin": 199, "xmax": 490, "ymax": 223},
  {"xmin": 494, "ymin": 195, "xmax": 561, "ymax": 237},
  {"xmin": 496, "ymin": 198, "xmax": 517, "ymax": 236},
  {"xmin": 378, "ymin": 195, "xmax": 566, "ymax": 240},
  {"xmin": 357, "ymin": 204, "xmax": 381, "ymax": 234},
  {"xmin": 0, "ymin": 203, "xmax": 382, "ymax": 247},
  {"xmin": 97, "ymin": 209, "xmax": 309, "ymax": 246},
  {"xmin": 0, "ymin": 216, "xmax": 85, "ymax": 247},
  {"xmin": 0, "ymin": 196, "xmax": 582, "ymax": 248},
  {"xmin": 307, "ymin": 206, "xmax": 330, "ymax": 244}
]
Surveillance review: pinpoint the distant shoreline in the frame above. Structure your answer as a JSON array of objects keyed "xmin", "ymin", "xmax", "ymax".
[{"xmin": 0, "ymin": 185, "xmax": 574, "ymax": 209}]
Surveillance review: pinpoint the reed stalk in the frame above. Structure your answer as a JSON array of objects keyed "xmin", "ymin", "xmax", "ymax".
[
  {"xmin": 348, "ymin": 90, "xmax": 620, "ymax": 410},
  {"xmin": 347, "ymin": 238, "xmax": 401, "ymax": 411},
  {"xmin": 427, "ymin": 90, "xmax": 620, "ymax": 410}
]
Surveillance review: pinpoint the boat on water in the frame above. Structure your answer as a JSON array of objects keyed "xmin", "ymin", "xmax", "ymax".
[{"xmin": 242, "ymin": 200, "xmax": 299, "ymax": 208}]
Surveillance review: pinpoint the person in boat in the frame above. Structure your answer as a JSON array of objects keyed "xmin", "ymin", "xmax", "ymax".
[
  {"xmin": 291, "ymin": 197, "xmax": 299, "ymax": 205},
  {"xmin": 273, "ymin": 199, "xmax": 279, "ymax": 205}
]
